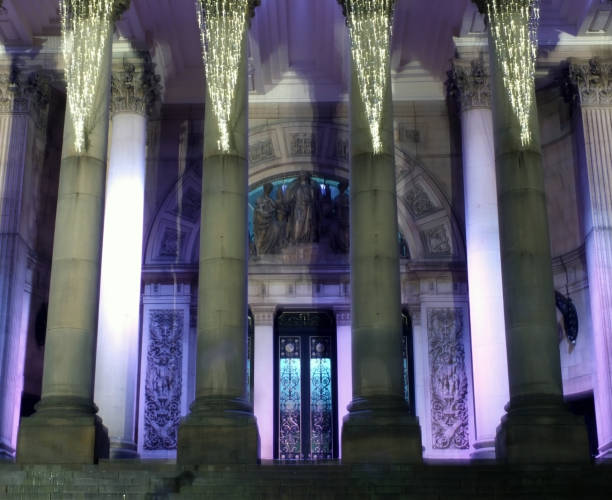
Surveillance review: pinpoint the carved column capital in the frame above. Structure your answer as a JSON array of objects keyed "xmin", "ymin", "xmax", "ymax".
[
  {"xmin": 0, "ymin": 68, "xmax": 52, "ymax": 129},
  {"xmin": 111, "ymin": 55, "xmax": 162, "ymax": 117},
  {"xmin": 449, "ymin": 59, "xmax": 491, "ymax": 111},
  {"xmin": 250, "ymin": 305, "xmax": 275, "ymax": 326},
  {"xmin": 569, "ymin": 58, "xmax": 612, "ymax": 108}
]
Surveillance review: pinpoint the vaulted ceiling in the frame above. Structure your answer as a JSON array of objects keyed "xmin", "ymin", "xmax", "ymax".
[{"xmin": 0, "ymin": 0, "xmax": 608, "ymax": 103}]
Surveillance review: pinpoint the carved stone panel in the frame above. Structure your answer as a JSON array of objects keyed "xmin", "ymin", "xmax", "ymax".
[
  {"xmin": 290, "ymin": 133, "xmax": 316, "ymax": 156},
  {"xmin": 249, "ymin": 138, "xmax": 276, "ymax": 164},
  {"xmin": 427, "ymin": 308, "xmax": 469, "ymax": 450},
  {"xmin": 144, "ymin": 310, "xmax": 183, "ymax": 450},
  {"xmin": 158, "ymin": 227, "xmax": 186, "ymax": 259},
  {"xmin": 425, "ymin": 225, "xmax": 452, "ymax": 256},
  {"xmin": 405, "ymin": 184, "xmax": 436, "ymax": 219}
]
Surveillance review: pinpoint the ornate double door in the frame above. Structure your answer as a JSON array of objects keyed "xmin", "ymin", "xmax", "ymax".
[{"xmin": 274, "ymin": 310, "xmax": 338, "ymax": 461}]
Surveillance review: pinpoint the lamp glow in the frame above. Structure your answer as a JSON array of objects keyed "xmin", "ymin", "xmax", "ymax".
[
  {"xmin": 345, "ymin": 0, "xmax": 394, "ymax": 154},
  {"xmin": 61, "ymin": 0, "xmax": 114, "ymax": 153},
  {"xmin": 487, "ymin": 0, "xmax": 540, "ymax": 148},
  {"xmin": 195, "ymin": 0, "xmax": 249, "ymax": 153}
]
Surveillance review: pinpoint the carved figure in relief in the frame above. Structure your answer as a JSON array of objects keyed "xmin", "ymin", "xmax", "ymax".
[
  {"xmin": 253, "ymin": 182, "xmax": 283, "ymax": 254},
  {"xmin": 285, "ymin": 172, "xmax": 319, "ymax": 244},
  {"xmin": 329, "ymin": 181, "xmax": 349, "ymax": 253}
]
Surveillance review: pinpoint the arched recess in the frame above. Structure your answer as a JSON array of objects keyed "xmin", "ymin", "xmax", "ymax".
[{"xmin": 143, "ymin": 123, "xmax": 465, "ymax": 266}]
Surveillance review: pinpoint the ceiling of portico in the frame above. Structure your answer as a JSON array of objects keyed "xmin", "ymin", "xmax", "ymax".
[{"xmin": 0, "ymin": 0, "xmax": 604, "ymax": 103}]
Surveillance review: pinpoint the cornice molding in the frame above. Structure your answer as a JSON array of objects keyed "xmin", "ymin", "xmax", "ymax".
[
  {"xmin": 448, "ymin": 59, "xmax": 491, "ymax": 111},
  {"xmin": 569, "ymin": 58, "xmax": 612, "ymax": 108},
  {"xmin": 111, "ymin": 55, "xmax": 162, "ymax": 117}
]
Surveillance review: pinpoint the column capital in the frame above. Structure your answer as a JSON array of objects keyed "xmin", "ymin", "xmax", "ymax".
[
  {"xmin": 333, "ymin": 306, "xmax": 351, "ymax": 326},
  {"xmin": 250, "ymin": 305, "xmax": 275, "ymax": 326},
  {"xmin": 569, "ymin": 58, "xmax": 612, "ymax": 108},
  {"xmin": 0, "ymin": 67, "xmax": 52, "ymax": 129},
  {"xmin": 449, "ymin": 59, "xmax": 491, "ymax": 111},
  {"xmin": 111, "ymin": 55, "xmax": 161, "ymax": 117}
]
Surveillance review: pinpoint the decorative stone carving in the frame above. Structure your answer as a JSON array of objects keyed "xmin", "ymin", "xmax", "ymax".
[
  {"xmin": 427, "ymin": 308, "xmax": 469, "ymax": 450},
  {"xmin": 171, "ymin": 188, "xmax": 201, "ymax": 222},
  {"xmin": 569, "ymin": 59, "xmax": 612, "ymax": 107},
  {"xmin": 425, "ymin": 225, "xmax": 451, "ymax": 256},
  {"xmin": 450, "ymin": 59, "xmax": 491, "ymax": 111},
  {"xmin": 144, "ymin": 310, "xmax": 183, "ymax": 450},
  {"xmin": 253, "ymin": 182, "xmax": 284, "ymax": 255},
  {"xmin": 290, "ymin": 133, "xmax": 316, "ymax": 156},
  {"xmin": 398, "ymin": 124, "xmax": 420, "ymax": 144},
  {"xmin": 249, "ymin": 138, "xmax": 276, "ymax": 164},
  {"xmin": 111, "ymin": 56, "xmax": 161, "ymax": 116},
  {"xmin": 0, "ymin": 69, "xmax": 51, "ymax": 128},
  {"xmin": 405, "ymin": 184, "xmax": 436, "ymax": 219},
  {"xmin": 158, "ymin": 228, "xmax": 186, "ymax": 258}
]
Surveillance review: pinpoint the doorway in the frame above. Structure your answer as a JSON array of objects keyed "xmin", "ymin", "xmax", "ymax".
[{"xmin": 274, "ymin": 309, "xmax": 338, "ymax": 460}]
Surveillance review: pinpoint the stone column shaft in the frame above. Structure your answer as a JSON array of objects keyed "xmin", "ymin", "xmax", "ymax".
[
  {"xmin": 177, "ymin": 10, "xmax": 259, "ymax": 464},
  {"xmin": 485, "ymin": 9, "xmax": 589, "ymax": 462},
  {"xmin": 93, "ymin": 55, "xmax": 156, "ymax": 459},
  {"xmin": 569, "ymin": 59, "xmax": 612, "ymax": 459},
  {"xmin": 452, "ymin": 60, "xmax": 509, "ymax": 459},
  {"xmin": 17, "ymin": 32, "xmax": 114, "ymax": 465},
  {"xmin": 0, "ymin": 71, "xmax": 48, "ymax": 458},
  {"xmin": 341, "ymin": 2, "xmax": 422, "ymax": 463}
]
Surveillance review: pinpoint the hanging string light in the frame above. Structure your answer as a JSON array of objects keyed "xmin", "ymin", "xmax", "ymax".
[
  {"xmin": 487, "ymin": 0, "xmax": 540, "ymax": 148},
  {"xmin": 195, "ymin": 0, "xmax": 249, "ymax": 153},
  {"xmin": 345, "ymin": 0, "xmax": 394, "ymax": 154},
  {"xmin": 61, "ymin": 0, "xmax": 114, "ymax": 153}
]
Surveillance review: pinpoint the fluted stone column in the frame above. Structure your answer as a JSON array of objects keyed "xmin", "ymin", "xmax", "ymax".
[
  {"xmin": 339, "ymin": 0, "xmax": 422, "ymax": 464},
  {"xmin": 475, "ymin": 1, "xmax": 589, "ymax": 462},
  {"xmin": 0, "ymin": 69, "xmax": 50, "ymax": 459},
  {"xmin": 569, "ymin": 59, "xmax": 612, "ymax": 461},
  {"xmin": 93, "ymin": 55, "xmax": 159, "ymax": 459},
  {"xmin": 16, "ymin": 4, "xmax": 129, "ymax": 463},
  {"xmin": 452, "ymin": 59, "xmax": 509, "ymax": 460},
  {"xmin": 177, "ymin": 1, "xmax": 260, "ymax": 465}
]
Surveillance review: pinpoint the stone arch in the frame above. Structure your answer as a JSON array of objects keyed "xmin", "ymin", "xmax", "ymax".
[{"xmin": 144, "ymin": 122, "xmax": 465, "ymax": 265}]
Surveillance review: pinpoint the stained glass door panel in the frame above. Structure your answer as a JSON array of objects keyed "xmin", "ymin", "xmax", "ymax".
[{"xmin": 275, "ymin": 311, "xmax": 338, "ymax": 461}]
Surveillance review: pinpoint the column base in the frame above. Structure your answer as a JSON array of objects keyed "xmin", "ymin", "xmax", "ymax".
[
  {"xmin": 495, "ymin": 395, "xmax": 590, "ymax": 463},
  {"xmin": 177, "ymin": 397, "xmax": 259, "ymax": 465},
  {"xmin": 17, "ymin": 396, "xmax": 109, "ymax": 464},
  {"xmin": 109, "ymin": 440, "xmax": 138, "ymax": 460},
  {"xmin": 0, "ymin": 442, "xmax": 15, "ymax": 461},
  {"xmin": 341, "ymin": 396, "xmax": 422, "ymax": 464},
  {"xmin": 470, "ymin": 439, "xmax": 496, "ymax": 460},
  {"xmin": 596, "ymin": 440, "xmax": 612, "ymax": 462}
]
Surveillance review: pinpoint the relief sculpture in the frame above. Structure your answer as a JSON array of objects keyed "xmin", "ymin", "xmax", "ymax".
[
  {"xmin": 252, "ymin": 172, "xmax": 349, "ymax": 256},
  {"xmin": 144, "ymin": 310, "xmax": 183, "ymax": 450},
  {"xmin": 427, "ymin": 308, "xmax": 469, "ymax": 450}
]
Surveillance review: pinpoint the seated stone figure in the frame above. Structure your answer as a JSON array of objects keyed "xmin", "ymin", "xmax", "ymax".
[{"xmin": 253, "ymin": 182, "xmax": 283, "ymax": 255}]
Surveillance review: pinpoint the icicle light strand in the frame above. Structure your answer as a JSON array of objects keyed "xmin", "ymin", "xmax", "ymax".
[
  {"xmin": 345, "ymin": 0, "xmax": 394, "ymax": 154},
  {"xmin": 61, "ymin": 0, "xmax": 114, "ymax": 153},
  {"xmin": 196, "ymin": 0, "xmax": 249, "ymax": 153},
  {"xmin": 488, "ymin": 0, "xmax": 540, "ymax": 148}
]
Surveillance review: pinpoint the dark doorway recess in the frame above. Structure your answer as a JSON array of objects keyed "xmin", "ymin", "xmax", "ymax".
[{"xmin": 274, "ymin": 309, "xmax": 338, "ymax": 461}]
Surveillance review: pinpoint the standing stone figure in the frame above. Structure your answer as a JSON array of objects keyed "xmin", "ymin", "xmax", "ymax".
[
  {"xmin": 330, "ymin": 181, "xmax": 349, "ymax": 253},
  {"xmin": 285, "ymin": 172, "xmax": 318, "ymax": 244},
  {"xmin": 253, "ymin": 182, "xmax": 283, "ymax": 255}
]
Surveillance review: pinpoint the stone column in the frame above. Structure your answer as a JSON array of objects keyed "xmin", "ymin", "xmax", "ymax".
[
  {"xmin": 452, "ymin": 59, "xmax": 509, "ymax": 460},
  {"xmin": 333, "ymin": 307, "xmax": 352, "ymax": 458},
  {"xmin": 0, "ymin": 69, "xmax": 50, "ymax": 459},
  {"xmin": 93, "ymin": 55, "xmax": 159, "ymax": 459},
  {"xmin": 177, "ymin": 1, "xmax": 260, "ymax": 464},
  {"xmin": 478, "ymin": 2, "xmax": 589, "ymax": 462},
  {"xmin": 251, "ymin": 306, "xmax": 274, "ymax": 460},
  {"xmin": 569, "ymin": 59, "xmax": 612, "ymax": 460},
  {"xmin": 340, "ymin": 0, "xmax": 422, "ymax": 463},
  {"xmin": 16, "ymin": 10, "xmax": 122, "ymax": 463}
]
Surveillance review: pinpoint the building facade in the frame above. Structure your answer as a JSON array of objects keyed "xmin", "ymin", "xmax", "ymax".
[{"xmin": 0, "ymin": 0, "xmax": 611, "ymax": 467}]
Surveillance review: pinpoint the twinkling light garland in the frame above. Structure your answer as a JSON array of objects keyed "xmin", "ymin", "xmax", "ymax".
[
  {"xmin": 345, "ymin": 0, "xmax": 394, "ymax": 154},
  {"xmin": 61, "ymin": 0, "xmax": 114, "ymax": 153},
  {"xmin": 196, "ymin": 0, "xmax": 249, "ymax": 153},
  {"xmin": 487, "ymin": 0, "xmax": 540, "ymax": 148}
]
